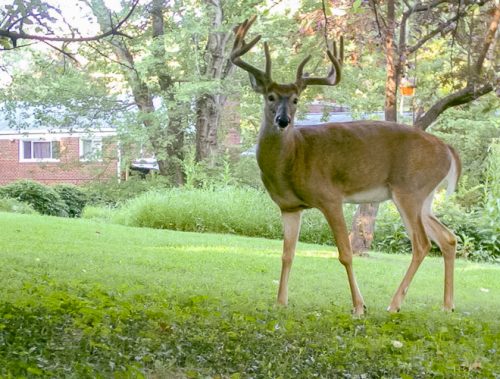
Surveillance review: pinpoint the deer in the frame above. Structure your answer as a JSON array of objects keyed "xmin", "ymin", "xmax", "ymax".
[{"xmin": 230, "ymin": 16, "xmax": 461, "ymax": 316}]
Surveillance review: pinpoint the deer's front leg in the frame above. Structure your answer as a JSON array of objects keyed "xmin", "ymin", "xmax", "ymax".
[
  {"xmin": 277, "ymin": 211, "xmax": 302, "ymax": 306},
  {"xmin": 322, "ymin": 204, "xmax": 366, "ymax": 316}
]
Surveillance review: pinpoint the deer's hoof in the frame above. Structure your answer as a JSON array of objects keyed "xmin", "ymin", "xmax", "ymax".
[
  {"xmin": 276, "ymin": 299, "xmax": 288, "ymax": 307},
  {"xmin": 352, "ymin": 304, "xmax": 366, "ymax": 317},
  {"xmin": 386, "ymin": 305, "xmax": 400, "ymax": 313}
]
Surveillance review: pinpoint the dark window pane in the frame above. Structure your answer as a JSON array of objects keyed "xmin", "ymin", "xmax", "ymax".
[{"xmin": 23, "ymin": 141, "xmax": 32, "ymax": 159}]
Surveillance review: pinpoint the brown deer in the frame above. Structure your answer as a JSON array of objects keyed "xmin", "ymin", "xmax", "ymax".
[{"xmin": 231, "ymin": 17, "xmax": 461, "ymax": 315}]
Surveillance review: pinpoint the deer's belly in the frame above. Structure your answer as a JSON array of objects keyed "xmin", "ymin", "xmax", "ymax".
[{"xmin": 343, "ymin": 186, "xmax": 391, "ymax": 204}]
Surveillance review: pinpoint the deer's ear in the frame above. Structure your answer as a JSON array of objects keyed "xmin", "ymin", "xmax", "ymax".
[{"xmin": 249, "ymin": 73, "xmax": 266, "ymax": 94}]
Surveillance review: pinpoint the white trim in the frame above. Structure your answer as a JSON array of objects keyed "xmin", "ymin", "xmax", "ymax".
[
  {"xmin": 19, "ymin": 139, "xmax": 61, "ymax": 163},
  {"xmin": 0, "ymin": 128, "xmax": 116, "ymax": 140},
  {"xmin": 20, "ymin": 158, "xmax": 60, "ymax": 163}
]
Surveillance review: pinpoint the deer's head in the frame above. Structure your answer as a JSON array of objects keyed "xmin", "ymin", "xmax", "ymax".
[{"xmin": 231, "ymin": 16, "xmax": 343, "ymax": 130}]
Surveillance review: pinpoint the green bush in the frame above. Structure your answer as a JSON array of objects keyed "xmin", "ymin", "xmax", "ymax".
[
  {"xmin": 374, "ymin": 195, "xmax": 499, "ymax": 262},
  {"xmin": 0, "ymin": 180, "xmax": 68, "ymax": 217},
  {"xmin": 111, "ymin": 187, "xmax": 282, "ymax": 239},
  {"xmin": 98, "ymin": 187, "xmax": 334, "ymax": 245},
  {"xmin": 0, "ymin": 197, "xmax": 38, "ymax": 215},
  {"xmin": 373, "ymin": 203, "xmax": 411, "ymax": 255},
  {"xmin": 83, "ymin": 176, "xmax": 170, "ymax": 206},
  {"xmin": 232, "ymin": 156, "xmax": 263, "ymax": 189},
  {"xmin": 433, "ymin": 109, "xmax": 500, "ymax": 209},
  {"xmin": 439, "ymin": 202, "xmax": 499, "ymax": 262},
  {"xmin": 81, "ymin": 205, "xmax": 114, "ymax": 222},
  {"xmin": 82, "ymin": 185, "xmax": 497, "ymax": 262},
  {"xmin": 53, "ymin": 184, "xmax": 87, "ymax": 217}
]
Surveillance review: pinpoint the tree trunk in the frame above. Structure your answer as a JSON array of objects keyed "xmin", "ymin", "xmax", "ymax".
[
  {"xmin": 349, "ymin": 203, "xmax": 380, "ymax": 255},
  {"xmin": 194, "ymin": 0, "xmax": 234, "ymax": 162},
  {"xmin": 166, "ymin": 116, "xmax": 185, "ymax": 186},
  {"xmin": 350, "ymin": 0, "xmax": 398, "ymax": 255},
  {"xmin": 383, "ymin": 0, "xmax": 397, "ymax": 123},
  {"xmin": 92, "ymin": 0, "xmax": 188, "ymax": 184},
  {"xmin": 195, "ymin": 94, "xmax": 226, "ymax": 163}
]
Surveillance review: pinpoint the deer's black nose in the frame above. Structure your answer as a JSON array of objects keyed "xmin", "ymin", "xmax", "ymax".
[{"xmin": 276, "ymin": 116, "xmax": 290, "ymax": 128}]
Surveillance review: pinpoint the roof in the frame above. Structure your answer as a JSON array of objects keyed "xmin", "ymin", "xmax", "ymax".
[{"xmin": 0, "ymin": 103, "xmax": 117, "ymax": 138}]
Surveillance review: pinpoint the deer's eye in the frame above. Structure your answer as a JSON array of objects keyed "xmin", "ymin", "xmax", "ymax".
[
  {"xmin": 268, "ymin": 95, "xmax": 275, "ymax": 102},
  {"xmin": 293, "ymin": 98, "xmax": 299, "ymax": 104}
]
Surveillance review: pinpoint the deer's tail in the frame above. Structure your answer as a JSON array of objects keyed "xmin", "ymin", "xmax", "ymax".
[{"xmin": 445, "ymin": 145, "xmax": 462, "ymax": 196}]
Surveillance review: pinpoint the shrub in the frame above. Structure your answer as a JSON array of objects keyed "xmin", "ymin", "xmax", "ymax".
[
  {"xmin": 81, "ymin": 205, "xmax": 114, "ymax": 222},
  {"xmin": 112, "ymin": 187, "xmax": 282, "ymax": 239},
  {"xmin": 53, "ymin": 184, "xmax": 87, "ymax": 217},
  {"xmin": 83, "ymin": 176, "xmax": 170, "ymax": 207},
  {"xmin": 438, "ymin": 201, "xmax": 499, "ymax": 262},
  {"xmin": 108, "ymin": 187, "xmax": 335, "ymax": 245},
  {"xmin": 83, "ymin": 185, "xmax": 498, "ymax": 262},
  {"xmin": 0, "ymin": 180, "xmax": 68, "ymax": 216},
  {"xmin": 0, "ymin": 197, "xmax": 37, "ymax": 215},
  {"xmin": 374, "ymin": 194, "xmax": 499, "ymax": 262},
  {"xmin": 373, "ymin": 202, "xmax": 411, "ymax": 255},
  {"xmin": 232, "ymin": 156, "xmax": 263, "ymax": 189},
  {"xmin": 433, "ymin": 109, "xmax": 500, "ymax": 209}
]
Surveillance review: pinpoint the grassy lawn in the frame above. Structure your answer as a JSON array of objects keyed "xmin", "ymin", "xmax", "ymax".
[{"xmin": 0, "ymin": 212, "xmax": 499, "ymax": 378}]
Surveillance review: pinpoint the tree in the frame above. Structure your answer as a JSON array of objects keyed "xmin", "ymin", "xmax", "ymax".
[
  {"xmin": 88, "ymin": 1, "xmax": 267, "ymax": 182},
  {"xmin": 414, "ymin": 4, "xmax": 500, "ymax": 129},
  {"xmin": 89, "ymin": 0, "xmax": 187, "ymax": 185},
  {"xmin": 0, "ymin": 0, "xmax": 138, "ymax": 54},
  {"xmin": 194, "ymin": 0, "xmax": 235, "ymax": 163},
  {"xmin": 349, "ymin": 0, "xmax": 500, "ymax": 254}
]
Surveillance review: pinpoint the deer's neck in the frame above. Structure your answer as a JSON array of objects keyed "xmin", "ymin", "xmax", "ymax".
[{"xmin": 256, "ymin": 117, "xmax": 297, "ymax": 176}]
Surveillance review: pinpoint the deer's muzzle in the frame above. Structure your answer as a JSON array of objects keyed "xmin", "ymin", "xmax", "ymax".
[{"xmin": 276, "ymin": 115, "xmax": 291, "ymax": 128}]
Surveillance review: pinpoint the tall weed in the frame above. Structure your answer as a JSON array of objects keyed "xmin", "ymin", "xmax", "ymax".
[{"xmin": 106, "ymin": 187, "xmax": 334, "ymax": 245}]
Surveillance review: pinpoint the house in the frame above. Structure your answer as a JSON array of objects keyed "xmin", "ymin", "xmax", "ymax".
[{"xmin": 0, "ymin": 111, "xmax": 120, "ymax": 186}]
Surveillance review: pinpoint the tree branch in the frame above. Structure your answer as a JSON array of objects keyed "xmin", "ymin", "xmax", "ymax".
[
  {"xmin": 41, "ymin": 40, "xmax": 80, "ymax": 64},
  {"xmin": 407, "ymin": 13, "xmax": 461, "ymax": 54},
  {"xmin": 414, "ymin": 83, "xmax": 493, "ymax": 130},
  {"xmin": 473, "ymin": 5, "xmax": 500, "ymax": 79},
  {"xmin": 86, "ymin": 42, "xmax": 134, "ymax": 71},
  {"xmin": 151, "ymin": 0, "xmax": 174, "ymax": 94},
  {"xmin": 415, "ymin": 4, "xmax": 500, "ymax": 130},
  {"xmin": 368, "ymin": 0, "xmax": 385, "ymax": 39},
  {"xmin": 0, "ymin": 0, "xmax": 139, "ymax": 45}
]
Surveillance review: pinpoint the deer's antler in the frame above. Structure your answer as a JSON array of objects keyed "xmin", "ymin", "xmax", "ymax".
[
  {"xmin": 231, "ymin": 16, "xmax": 273, "ymax": 88},
  {"xmin": 295, "ymin": 37, "xmax": 343, "ymax": 90}
]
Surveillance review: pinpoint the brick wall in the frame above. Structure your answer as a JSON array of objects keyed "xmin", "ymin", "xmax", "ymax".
[{"xmin": 0, "ymin": 137, "xmax": 118, "ymax": 186}]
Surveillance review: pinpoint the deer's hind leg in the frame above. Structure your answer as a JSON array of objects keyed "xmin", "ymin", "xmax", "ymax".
[
  {"xmin": 388, "ymin": 192, "xmax": 431, "ymax": 313},
  {"xmin": 422, "ymin": 192, "xmax": 457, "ymax": 311}
]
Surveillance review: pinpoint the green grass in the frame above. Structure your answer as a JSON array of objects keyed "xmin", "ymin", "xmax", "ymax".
[{"xmin": 0, "ymin": 212, "xmax": 499, "ymax": 378}]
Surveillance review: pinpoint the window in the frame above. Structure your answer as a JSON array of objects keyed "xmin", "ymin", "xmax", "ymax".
[
  {"xmin": 80, "ymin": 138, "xmax": 103, "ymax": 161},
  {"xmin": 20, "ymin": 140, "xmax": 60, "ymax": 162}
]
